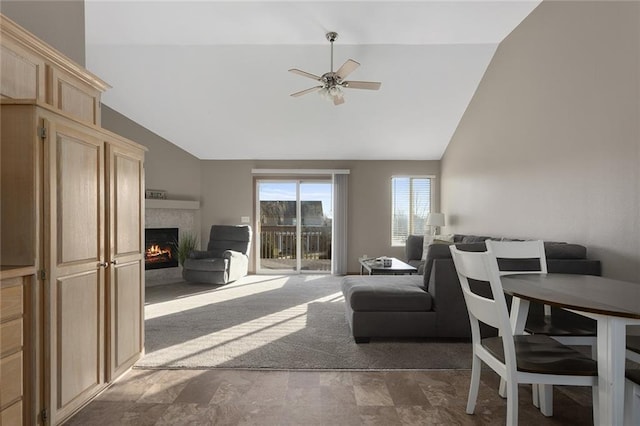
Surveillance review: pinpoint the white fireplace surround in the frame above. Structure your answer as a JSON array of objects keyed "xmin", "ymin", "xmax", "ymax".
[{"xmin": 145, "ymin": 199, "xmax": 200, "ymax": 287}]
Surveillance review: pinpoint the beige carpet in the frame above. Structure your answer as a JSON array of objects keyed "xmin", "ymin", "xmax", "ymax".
[{"xmin": 137, "ymin": 275, "xmax": 472, "ymax": 369}]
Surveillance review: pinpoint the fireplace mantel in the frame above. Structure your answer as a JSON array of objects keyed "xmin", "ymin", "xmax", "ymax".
[{"xmin": 145, "ymin": 199, "xmax": 200, "ymax": 210}]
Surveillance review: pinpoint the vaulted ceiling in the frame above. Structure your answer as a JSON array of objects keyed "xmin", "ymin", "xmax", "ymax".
[{"xmin": 85, "ymin": 1, "xmax": 540, "ymax": 160}]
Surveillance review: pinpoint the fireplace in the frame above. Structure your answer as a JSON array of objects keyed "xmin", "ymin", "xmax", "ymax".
[{"xmin": 145, "ymin": 228, "xmax": 178, "ymax": 270}]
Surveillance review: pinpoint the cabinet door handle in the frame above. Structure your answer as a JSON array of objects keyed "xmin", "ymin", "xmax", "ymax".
[
  {"xmin": 98, "ymin": 262, "xmax": 109, "ymax": 268},
  {"xmin": 111, "ymin": 260, "xmax": 118, "ymax": 265}
]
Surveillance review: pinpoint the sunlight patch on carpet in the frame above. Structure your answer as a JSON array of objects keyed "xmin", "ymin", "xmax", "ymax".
[
  {"xmin": 148, "ymin": 290, "xmax": 343, "ymax": 366},
  {"xmin": 138, "ymin": 275, "xmax": 473, "ymax": 369},
  {"xmin": 146, "ymin": 275, "xmax": 294, "ymax": 320}
]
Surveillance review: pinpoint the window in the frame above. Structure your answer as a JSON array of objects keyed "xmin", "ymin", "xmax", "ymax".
[{"xmin": 391, "ymin": 176, "xmax": 432, "ymax": 246}]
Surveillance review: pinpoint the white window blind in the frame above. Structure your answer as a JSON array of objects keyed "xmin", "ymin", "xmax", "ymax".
[{"xmin": 391, "ymin": 176, "xmax": 432, "ymax": 246}]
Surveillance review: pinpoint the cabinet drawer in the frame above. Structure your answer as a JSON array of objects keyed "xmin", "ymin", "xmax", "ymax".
[
  {"xmin": 0, "ymin": 284, "xmax": 23, "ymax": 321},
  {"xmin": 0, "ymin": 319, "xmax": 22, "ymax": 356},
  {"xmin": 0, "ymin": 400, "xmax": 22, "ymax": 426},
  {"xmin": 0, "ymin": 352, "xmax": 22, "ymax": 410}
]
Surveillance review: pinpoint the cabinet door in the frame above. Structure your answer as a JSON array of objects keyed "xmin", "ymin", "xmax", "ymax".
[
  {"xmin": 105, "ymin": 143, "xmax": 144, "ymax": 380},
  {"xmin": 43, "ymin": 116, "xmax": 106, "ymax": 425}
]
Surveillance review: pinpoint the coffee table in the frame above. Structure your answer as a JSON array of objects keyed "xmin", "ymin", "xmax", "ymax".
[{"xmin": 359, "ymin": 257, "xmax": 417, "ymax": 275}]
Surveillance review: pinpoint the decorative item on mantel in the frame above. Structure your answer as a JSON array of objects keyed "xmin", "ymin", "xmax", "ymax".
[{"xmin": 145, "ymin": 189, "xmax": 167, "ymax": 200}]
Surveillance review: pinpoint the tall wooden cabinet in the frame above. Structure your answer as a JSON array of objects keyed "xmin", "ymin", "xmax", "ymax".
[
  {"xmin": 105, "ymin": 141, "xmax": 145, "ymax": 381},
  {"xmin": 0, "ymin": 14, "xmax": 145, "ymax": 425}
]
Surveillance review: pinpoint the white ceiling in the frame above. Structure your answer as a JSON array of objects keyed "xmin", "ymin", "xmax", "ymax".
[{"xmin": 85, "ymin": 1, "xmax": 540, "ymax": 160}]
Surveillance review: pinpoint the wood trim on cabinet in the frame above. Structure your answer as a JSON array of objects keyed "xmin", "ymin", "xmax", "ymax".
[{"xmin": 0, "ymin": 14, "xmax": 109, "ymax": 93}]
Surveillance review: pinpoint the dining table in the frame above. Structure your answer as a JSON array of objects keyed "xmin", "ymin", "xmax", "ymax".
[{"xmin": 501, "ymin": 273, "xmax": 640, "ymax": 426}]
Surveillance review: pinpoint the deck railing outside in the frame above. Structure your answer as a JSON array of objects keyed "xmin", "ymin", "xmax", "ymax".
[{"xmin": 259, "ymin": 225, "xmax": 331, "ymax": 271}]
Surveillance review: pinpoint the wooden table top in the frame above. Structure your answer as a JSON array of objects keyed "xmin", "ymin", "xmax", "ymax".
[{"xmin": 501, "ymin": 274, "xmax": 640, "ymax": 319}]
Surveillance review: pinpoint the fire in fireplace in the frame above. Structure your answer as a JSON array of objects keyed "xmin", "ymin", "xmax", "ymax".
[{"xmin": 145, "ymin": 228, "xmax": 179, "ymax": 270}]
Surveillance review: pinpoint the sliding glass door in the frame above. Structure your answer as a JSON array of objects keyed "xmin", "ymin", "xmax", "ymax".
[{"xmin": 256, "ymin": 179, "xmax": 332, "ymax": 273}]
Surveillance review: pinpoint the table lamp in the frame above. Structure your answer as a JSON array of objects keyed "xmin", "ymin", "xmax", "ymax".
[{"xmin": 426, "ymin": 213, "xmax": 445, "ymax": 235}]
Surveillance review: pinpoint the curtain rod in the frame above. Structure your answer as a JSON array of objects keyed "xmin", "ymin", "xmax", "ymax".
[{"xmin": 251, "ymin": 169, "xmax": 350, "ymax": 175}]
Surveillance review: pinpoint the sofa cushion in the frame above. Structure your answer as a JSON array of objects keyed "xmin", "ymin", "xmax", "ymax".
[
  {"xmin": 460, "ymin": 235, "xmax": 492, "ymax": 243},
  {"xmin": 206, "ymin": 225, "xmax": 252, "ymax": 255},
  {"xmin": 544, "ymin": 243, "xmax": 586, "ymax": 259},
  {"xmin": 405, "ymin": 234, "xmax": 424, "ymax": 262},
  {"xmin": 421, "ymin": 234, "xmax": 454, "ymax": 260},
  {"xmin": 342, "ymin": 275, "xmax": 432, "ymax": 312}
]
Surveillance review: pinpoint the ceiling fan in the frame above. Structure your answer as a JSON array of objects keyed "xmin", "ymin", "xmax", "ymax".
[{"xmin": 289, "ymin": 32, "xmax": 381, "ymax": 106}]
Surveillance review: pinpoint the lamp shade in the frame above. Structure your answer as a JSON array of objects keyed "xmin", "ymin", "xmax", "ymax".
[{"xmin": 426, "ymin": 213, "xmax": 445, "ymax": 227}]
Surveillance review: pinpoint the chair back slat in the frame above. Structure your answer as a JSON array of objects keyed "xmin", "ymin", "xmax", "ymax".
[
  {"xmin": 462, "ymin": 292, "xmax": 503, "ymax": 330},
  {"xmin": 485, "ymin": 240, "xmax": 547, "ymax": 275},
  {"xmin": 449, "ymin": 246, "xmax": 513, "ymax": 338}
]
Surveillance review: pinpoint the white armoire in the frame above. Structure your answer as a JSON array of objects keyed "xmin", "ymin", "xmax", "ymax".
[{"xmin": 0, "ymin": 14, "xmax": 145, "ymax": 425}]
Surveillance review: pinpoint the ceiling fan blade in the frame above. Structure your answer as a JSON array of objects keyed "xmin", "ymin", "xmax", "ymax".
[
  {"xmin": 289, "ymin": 68, "xmax": 322, "ymax": 81},
  {"xmin": 333, "ymin": 95, "xmax": 345, "ymax": 106},
  {"xmin": 336, "ymin": 59, "xmax": 360, "ymax": 80},
  {"xmin": 290, "ymin": 86, "xmax": 322, "ymax": 97},
  {"xmin": 343, "ymin": 81, "xmax": 382, "ymax": 90}
]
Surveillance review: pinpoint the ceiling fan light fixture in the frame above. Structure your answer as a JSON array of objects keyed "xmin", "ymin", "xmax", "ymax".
[
  {"xmin": 318, "ymin": 87, "xmax": 330, "ymax": 101},
  {"xmin": 289, "ymin": 31, "xmax": 381, "ymax": 105},
  {"xmin": 329, "ymin": 85, "xmax": 343, "ymax": 97}
]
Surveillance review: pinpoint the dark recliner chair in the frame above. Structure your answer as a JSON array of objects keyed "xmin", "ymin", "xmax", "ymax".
[{"xmin": 182, "ymin": 225, "xmax": 252, "ymax": 284}]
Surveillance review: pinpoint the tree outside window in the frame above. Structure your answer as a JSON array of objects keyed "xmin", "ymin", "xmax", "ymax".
[{"xmin": 391, "ymin": 176, "xmax": 431, "ymax": 246}]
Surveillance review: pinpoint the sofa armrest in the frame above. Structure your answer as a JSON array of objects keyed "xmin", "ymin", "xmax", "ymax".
[
  {"xmin": 423, "ymin": 244, "xmax": 456, "ymax": 288},
  {"xmin": 428, "ymin": 259, "xmax": 472, "ymax": 338},
  {"xmin": 224, "ymin": 250, "xmax": 249, "ymax": 282},
  {"xmin": 222, "ymin": 249, "xmax": 245, "ymax": 260},
  {"xmin": 429, "ymin": 258, "xmax": 499, "ymax": 339}
]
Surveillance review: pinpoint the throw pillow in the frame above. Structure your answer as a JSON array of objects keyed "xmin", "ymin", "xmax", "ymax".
[
  {"xmin": 421, "ymin": 234, "xmax": 454, "ymax": 260},
  {"xmin": 434, "ymin": 234, "xmax": 454, "ymax": 244},
  {"xmin": 421, "ymin": 235, "xmax": 435, "ymax": 260},
  {"xmin": 461, "ymin": 235, "xmax": 491, "ymax": 243}
]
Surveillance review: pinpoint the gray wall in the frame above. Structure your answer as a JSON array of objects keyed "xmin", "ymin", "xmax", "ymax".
[
  {"xmin": 441, "ymin": 1, "xmax": 640, "ymax": 281},
  {"xmin": 1, "ymin": 0, "xmax": 85, "ymax": 65},
  {"xmin": 102, "ymin": 105, "xmax": 202, "ymax": 203},
  {"xmin": 200, "ymin": 160, "xmax": 440, "ymax": 274}
]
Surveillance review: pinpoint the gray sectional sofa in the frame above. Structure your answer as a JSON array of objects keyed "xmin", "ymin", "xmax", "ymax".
[{"xmin": 341, "ymin": 234, "xmax": 601, "ymax": 343}]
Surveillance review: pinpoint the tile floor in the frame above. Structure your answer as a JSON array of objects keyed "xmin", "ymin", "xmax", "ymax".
[{"xmin": 64, "ymin": 368, "xmax": 594, "ymax": 425}]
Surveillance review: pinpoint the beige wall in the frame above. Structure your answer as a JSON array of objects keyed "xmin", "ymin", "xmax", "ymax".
[
  {"xmin": 441, "ymin": 1, "xmax": 640, "ymax": 280},
  {"xmin": 101, "ymin": 107, "xmax": 436, "ymax": 275},
  {"xmin": 0, "ymin": 2, "xmax": 441, "ymax": 277},
  {"xmin": 1, "ymin": 0, "xmax": 85, "ymax": 65},
  {"xmin": 200, "ymin": 160, "xmax": 440, "ymax": 273}
]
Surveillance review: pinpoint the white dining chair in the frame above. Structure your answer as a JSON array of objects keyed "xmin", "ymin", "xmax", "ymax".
[
  {"xmin": 626, "ymin": 336, "xmax": 640, "ymax": 363},
  {"xmin": 624, "ymin": 336, "xmax": 640, "ymax": 425},
  {"xmin": 486, "ymin": 239, "xmax": 598, "ymax": 416},
  {"xmin": 625, "ymin": 369, "xmax": 640, "ymax": 426},
  {"xmin": 449, "ymin": 246, "xmax": 598, "ymax": 426}
]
